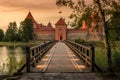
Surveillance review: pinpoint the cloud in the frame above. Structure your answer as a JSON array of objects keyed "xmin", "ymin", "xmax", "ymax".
[
  {"xmin": 0, "ymin": 0, "xmax": 92, "ymax": 12},
  {"xmin": 0, "ymin": 0, "xmax": 57, "ymax": 11}
]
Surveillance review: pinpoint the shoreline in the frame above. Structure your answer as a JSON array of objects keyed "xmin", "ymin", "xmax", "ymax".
[{"xmin": 0, "ymin": 41, "xmax": 44, "ymax": 47}]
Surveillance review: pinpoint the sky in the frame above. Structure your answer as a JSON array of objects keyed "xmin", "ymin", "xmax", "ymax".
[{"xmin": 0, "ymin": 0, "xmax": 92, "ymax": 32}]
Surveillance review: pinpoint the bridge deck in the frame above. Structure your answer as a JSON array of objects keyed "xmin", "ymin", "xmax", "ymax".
[
  {"xmin": 32, "ymin": 42, "xmax": 89, "ymax": 72},
  {"xmin": 18, "ymin": 42, "xmax": 102, "ymax": 80}
]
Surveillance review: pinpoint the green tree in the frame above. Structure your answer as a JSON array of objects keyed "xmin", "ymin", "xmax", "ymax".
[
  {"xmin": 17, "ymin": 24, "xmax": 24, "ymax": 41},
  {"xmin": 56, "ymin": 0, "xmax": 93, "ymax": 28},
  {"xmin": 19, "ymin": 19, "xmax": 34, "ymax": 42},
  {"xmin": 93, "ymin": 0, "xmax": 113, "ymax": 72},
  {"xmin": 4, "ymin": 22, "xmax": 18, "ymax": 42},
  {"xmin": 107, "ymin": 2, "xmax": 120, "ymax": 41},
  {"xmin": 0, "ymin": 29, "xmax": 4, "ymax": 41}
]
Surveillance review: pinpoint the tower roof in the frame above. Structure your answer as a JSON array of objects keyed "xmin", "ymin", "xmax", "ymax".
[
  {"xmin": 55, "ymin": 17, "xmax": 66, "ymax": 25},
  {"xmin": 26, "ymin": 11, "xmax": 36, "ymax": 23},
  {"xmin": 47, "ymin": 22, "xmax": 52, "ymax": 27}
]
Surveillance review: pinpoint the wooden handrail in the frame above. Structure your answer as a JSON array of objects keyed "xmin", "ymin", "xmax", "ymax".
[
  {"xmin": 14, "ymin": 40, "xmax": 56, "ymax": 74},
  {"xmin": 64, "ymin": 40, "xmax": 103, "ymax": 72},
  {"xmin": 64, "ymin": 40, "xmax": 95, "ymax": 72}
]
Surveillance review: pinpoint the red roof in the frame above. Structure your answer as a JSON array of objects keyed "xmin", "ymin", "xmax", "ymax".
[
  {"xmin": 26, "ymin": 11, "xmax": 36, "ymax": 23},
  {"xmin": 47, "ymin": 22, "xmax": 52, "ymax": 27},
  {"xmin": 36, "ymin": 23, "xmax": 54, "ymax": 31},
  {"xmin": 55, "ymin": 17, "xmax": 66, "ymax": 25}
]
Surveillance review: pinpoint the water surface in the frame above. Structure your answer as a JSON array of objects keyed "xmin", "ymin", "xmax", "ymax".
[{"xmin": 0, "ymin": 46, "xmax": 26, "ymax": 74}]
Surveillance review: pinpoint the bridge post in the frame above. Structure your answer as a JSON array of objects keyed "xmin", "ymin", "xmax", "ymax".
[
  {"xmin": 26, "ymin": 46, "xmax": 31, "ymax": 72},
  {"xmin": 90, "ymin": 44, "xmax": 95, "ymax": 72}
]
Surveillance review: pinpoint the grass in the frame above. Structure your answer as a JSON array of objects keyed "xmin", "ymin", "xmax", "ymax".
[
  {"xmin": 95, "ymin": 47, "xmax": 107, "ymax": 72},
  {"xmin": 0, "ymin": 40, "xmax": 44, "ymax": 47},
  {"xmin": 89, "ymin": 41, "xmax": 120, "ymax": 78}
]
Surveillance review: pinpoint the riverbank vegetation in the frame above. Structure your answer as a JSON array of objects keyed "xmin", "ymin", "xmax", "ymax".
[
  {"xmin": 0, "ymin": 40, "xmax": 44, "ymax": 47},
  {"xmin": 0, "ymin": 55, "xmax": 25, "ymax": 74},
  {"xmin": 75, "ymin": 39, "xmax": 120, "ymax": 77}
]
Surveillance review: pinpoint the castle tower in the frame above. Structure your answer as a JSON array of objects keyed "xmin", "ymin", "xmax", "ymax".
[
  {"xmin": 55, "ymin": 17, "xmax": 67, "ymax": 41},
  {"xmin": 47, "ymin": 22, "xmax": 52, "ymax": 27},
  {"xmin": 26, "ymin": 11, "xmax": 37, "ymax": 29},
  {"xmin": 26, "ymin": 11, "xmax": 36, "ymax": 23}
]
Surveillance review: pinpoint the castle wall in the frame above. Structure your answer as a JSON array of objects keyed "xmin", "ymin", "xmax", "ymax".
[
  {"xmin": 36, "ymin": 33, "xmax": 55, "ymax": 40},
  {"xmin": 87, "ymin": 32, "xmax": 103, "ymax": 41},
  {"xmin": 67, "ymin": 29, "xmax": 88, "ymax": 41}
]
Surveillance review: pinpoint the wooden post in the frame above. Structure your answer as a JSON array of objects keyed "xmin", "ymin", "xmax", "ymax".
[
  {"xmin": 90, "ymin": 44, "xmax": 95, "ymax": 72},
  {"xmin": 26, "ymin": 47, "xmax": 31, "ymax": 72}
]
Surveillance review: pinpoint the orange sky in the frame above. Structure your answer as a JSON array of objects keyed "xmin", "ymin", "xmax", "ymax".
[{"xmin": 0, "ymin": 0, "xmax": 92, "ymax": 32}]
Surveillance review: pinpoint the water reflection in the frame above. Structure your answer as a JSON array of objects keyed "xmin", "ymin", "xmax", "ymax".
[{"xmin": 0, "ymin": 46, "xmax": 26, "ymax": 74}]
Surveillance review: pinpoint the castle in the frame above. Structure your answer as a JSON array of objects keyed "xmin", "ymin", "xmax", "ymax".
[{"xmin": 26, "ymin": 12, "xmax": 103, "ymax": 41}]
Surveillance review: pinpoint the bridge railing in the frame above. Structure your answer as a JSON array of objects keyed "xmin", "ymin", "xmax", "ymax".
[
  {"xmin": 15, "ymin": 40, "xmax": 56, "ymax": 75},
  {"xmin": 64, "ymin": 40, "xmax": 95, "ymax": 72}
]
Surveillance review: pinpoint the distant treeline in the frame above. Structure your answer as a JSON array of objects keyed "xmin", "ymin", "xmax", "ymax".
[{"xmin": 0, "ymin": 19, "xmax": 35, "ymax": 42}]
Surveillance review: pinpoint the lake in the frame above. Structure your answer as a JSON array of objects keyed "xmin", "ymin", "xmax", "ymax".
[{"xmin": 0, "ymin": 46, "xmax": 26, "ymax": 75}]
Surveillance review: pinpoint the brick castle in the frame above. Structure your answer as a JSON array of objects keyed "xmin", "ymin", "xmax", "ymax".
[{"xmin": 26, "ymin": 12, "xmax": 103, "ymax": 41}]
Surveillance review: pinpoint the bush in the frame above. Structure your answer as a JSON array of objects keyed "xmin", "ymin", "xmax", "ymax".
[
  {"xmin": 112, "ymin": 50, "xmax": 120, "ymax": 71},
  {"xmin": 75, "ymin": 38, "xmax": 85, "ymax": 43}
]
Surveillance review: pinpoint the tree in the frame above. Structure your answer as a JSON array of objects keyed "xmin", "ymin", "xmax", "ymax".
[
  {"xmin": 4, "ymin": 22, "xmax": 18, "ymax": 42},
  {"xmin": 17, "ymin": 25, "xmax": 24, "ymax": 41},
  {"xmin": 0, "ymin": 29, "xmax": 4, "ymax": 41},
  {"xmin": 19, "ymin": 19, "xmax": 34, "ymax": 42},
  {"xmin": 107, "ymin": 2, "xmax": 120, "ymax": 41},
  {"xmin": 56, "ymin": 0, "xmax": 120, "ymax": 72},
  {"xmin": 93, "ymin": 0, "xmax": 113, "ymax": 72},
  {"xmin": 56, "ymin": 0, "xmax": 93, "ymax": 28}
]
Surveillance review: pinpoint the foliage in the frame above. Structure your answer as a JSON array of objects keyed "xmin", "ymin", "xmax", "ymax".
[
  {"xmin": 7, "ymin": 56, "xmax": 18, "ymax": 75},
  {"xmin": 95, "ymin": 46, "xmax": 120, "ymax": 72},
  {"xmin": 3, "ymin": 22, "xmax": 18, "ymax": 42},
  {"xmin": 0, "ymin": 40, "xmax": 44, "ymax": 47},
  {"xmin": 3, "ymin": 19, "xmax": 34, "ymax": 42},
  {"xmin": 0, "ymin": 29, "xmax": 4, "ymax": 41},
  {"xmin": 86, "ymin": 41, "xmax": 104, "ymax": 47},
  {"xmin": 95, "ymin": 47, "xmax": 107, "ymax": 72},
  {"xmin": 112, "ymin": 50, "xmax": 120, "ymax": 71},
  {"xmin": 79, "ymin": 41, "xmax": 120, "ymax": 72},
  {"xmin": 6, "ymin": 55, "xmax": 26, "ymax": 75},
  {"xmin": 75, "ymin": 38, "xmax": 85, "ymax": 43},
  {"xmin": 93, "ymin": 0, "xmax": 120, "ymax": 41},
  {"xmin": 107, "ymin": 9, "xmax": 120, "ymax": 41},
  {"xmin": 18, "ymin": 19, "xmax": 34, "ymax": 42},
  {"xmin": 56, "ymin": 0, "xmax": 101, "ymax": 28}
]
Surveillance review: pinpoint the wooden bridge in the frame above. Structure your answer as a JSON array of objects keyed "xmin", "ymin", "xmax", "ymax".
[{"xmin": 15, "ymin": 40, "xmax": 102, "ymax": 80}]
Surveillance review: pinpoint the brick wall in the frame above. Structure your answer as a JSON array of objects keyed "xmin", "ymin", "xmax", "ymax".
[{"xmin": 67, "ymin": 31, "xmax": 88, "ymax": 41}]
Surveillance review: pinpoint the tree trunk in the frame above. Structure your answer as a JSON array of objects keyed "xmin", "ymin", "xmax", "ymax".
[{"xmin": 94, "ymin": 0, "xmax": 113, "ymax": 72}]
